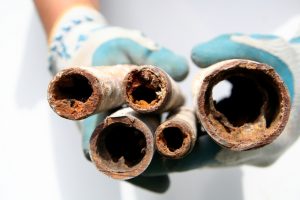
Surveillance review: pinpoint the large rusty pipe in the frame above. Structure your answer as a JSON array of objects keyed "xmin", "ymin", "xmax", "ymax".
[{"xmin": 193, "ymin": 59, "xmax": 291, "ymax": 151}]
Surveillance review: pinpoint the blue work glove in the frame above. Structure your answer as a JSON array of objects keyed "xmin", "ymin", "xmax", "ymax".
[
  {"xmin": 48, "ymin": 6, "xmax": 188, "ymax": 193},
  {"xmin": 143, "ymin": 19, "xmax": 300, "ymax": 178}
]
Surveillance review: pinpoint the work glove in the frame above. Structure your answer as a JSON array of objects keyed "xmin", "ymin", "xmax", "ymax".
[
  {"xmin": 48, "ymin": 6, "xmax": 188, "ymax": 193},
  {"xmin": 142, "ymin": 17, "xmax": 300, "ymax": 190}
]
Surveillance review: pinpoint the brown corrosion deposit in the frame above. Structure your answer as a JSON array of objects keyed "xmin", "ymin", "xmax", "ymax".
[
  {"xmin": 124, "ymin": 66, "xmax": 184, "ymax": 113},
  {"xmin": 125, "ymin": 67, "xmax": 166, "ymax": 112},
  {"xmin": 196, "ymin": 60, "xmax": 291, "ymax": 151},
  {"xmin": 48, "ymin": 68, "xmax": 100, "ymax": 120}
]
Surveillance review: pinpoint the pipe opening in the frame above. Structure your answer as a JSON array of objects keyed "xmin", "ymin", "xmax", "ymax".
[
  {"xmin": 212, "ymin": 80, "xmax": 233, "ymax": 103},
  {"xmin": 98, "ymin": 123, "xmax": 147, "ymax": 168},
  {"xmin": 132, "ymin": 85, "xmax": 157, "ymax": 104},
  {"xmin": 161, "ymin": 127, "xmax": 185, "ymax": 152},
  {"xmin": 208, "ymin": 68, "xmax": 280, "ymax": 129},
  {"xmin": 213, "ymin": 76, "xmax": 264, "ymax": 127},
  {"xmin": 53, "ymin": 73, "xmax": 93, "ymax": 104},
  {"xmin": 126, "ymin": 69, "xmax": 164, "ymax": 109}
]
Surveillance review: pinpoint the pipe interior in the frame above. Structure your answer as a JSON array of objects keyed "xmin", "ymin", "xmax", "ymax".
[
  {"xmin": 209, "ymin": 69, "xmax": 280, "ymax": 128},
  {"xmin": 127, "ymin": 70, "xmax": 162, "ymax": 107},
  {"xmin": 132, "ymin": 85, "xmax": 157, "ymax": 104},
  {"xmin": 53, "ymin": 73, "xmax": 93, "ymax": 105},
  {"xmin": 161, "ymin": 127, "xmax": 185, "ymax": 152},
  {"xmin": 98, "ymin": 123, "xmax": 147, "ymax": 168}
]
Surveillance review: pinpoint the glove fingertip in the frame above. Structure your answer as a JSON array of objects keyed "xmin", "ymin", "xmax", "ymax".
[
  {"xmin": 83, "ymin": 149, "xmax": 92, "ymax": 161},
  {"xmin": 191, "ymin": 34, "xmax": 241, "ymax": 68},
  {"xmin": 191, "ymin": 45, "xmax": 208, "ymax": 68},
  {"xmin": 146, "ymin": 48, "xmax": 189, "ymax": 81},
  {"xmin": 168, "ymin": 56, "xmax": 189, "ymax": 81},
  {"xmin": 290, "ymin": 37, "xmax": 300, "ymax": 43},
  {"xmin": 127, "ymin": 175, "xmax": 170, "ymax": 193}
]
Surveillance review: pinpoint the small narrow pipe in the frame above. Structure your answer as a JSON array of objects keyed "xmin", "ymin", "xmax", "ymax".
[
  {"xmin": 155, "ymin": 107, "xmax": 197, "ymax": 159},
  {"xmin": 89, "ymin": 107, "xmax": 160, "ymax": 180},
  {"xmin": 48, "ymin": 65, "xmax": 136, "ymax": 120},
  {"xmin": 124, "ymin": 66, "xmax": 185, "ymax": 113},
  {"xmin": 193, "ymin": 59, "xmax": 291, "ymax": 151}
]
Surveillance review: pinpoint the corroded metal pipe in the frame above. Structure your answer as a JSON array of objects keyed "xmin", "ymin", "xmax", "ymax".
[
  {"xmin": 193, "ymin": 59, "xmax": 291, "ymax": 151},
  {"xmin": 124, "ymin": 66, "xmax": 185, "ymax": 113},
  {"xmin": 48, "ymin": 65, "xmax": 136, "ymax": 120},
  {"xmin": 89, "ymin": 107, "xmax": 159, "ymax": 180},
  {"xmin": 155, "ymin": 107, "xmax": 197, "ymax": 159}
]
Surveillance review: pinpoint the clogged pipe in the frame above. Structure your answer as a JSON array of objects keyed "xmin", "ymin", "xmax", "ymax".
[
  {"xmin": 89, "ymin": 107, "xmax": 159, "ymax": 180},
  {"xmin": 124, "ymin": 66, "xmax": 185, "ymax": 113},
  {"xmin": 155, "ymin": 107, "xmax": 197, "ymax": 159},
  {"xmin": 192, "ymin": 59, "xmax": 291, "ymax": 151},
  {"xmin": 48, "ymin": 65, "xmax": 136, "ymax": 120}
]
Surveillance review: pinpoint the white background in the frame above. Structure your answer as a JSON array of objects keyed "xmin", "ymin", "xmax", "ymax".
[{"xmin": 1, "ymin": 0, "xmax": 300, "ymax": 199}]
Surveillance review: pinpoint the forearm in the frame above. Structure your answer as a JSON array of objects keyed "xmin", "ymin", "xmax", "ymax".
[{"xmin": 34, "ymin": 0, "xmax": 100, "ymax": 38}]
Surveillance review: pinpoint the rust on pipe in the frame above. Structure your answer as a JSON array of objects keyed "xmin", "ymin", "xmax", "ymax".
[
  {"xmin": 155, "ymin": 107, "xmax": 197, "ymax": 159},
  {"xmin": 124, "ymin": 66, "xmax": 185, "ymax": 113},
  {"xmin": 193, "ymin": 59, "xmax": 291, "ymax": 151},
  {"xmin": 89, "ymin": 107, "xmax": 159, "ymax": 180},
  {"xmin": 48, "ymin": 65, "xmax": 136, "ymax": 120}
]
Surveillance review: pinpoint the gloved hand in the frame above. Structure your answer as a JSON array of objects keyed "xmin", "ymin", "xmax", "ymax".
[
  {"xmin": 48, "ymin": 7, "xmax": 188, "ymax": 80},
  {"xmin": 48, "ymin": 6, "xmax": 188, "ymax": 193},
  {"xmin": 140, "ymin": 17, "xmax": 300, "ymax": 192}
]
